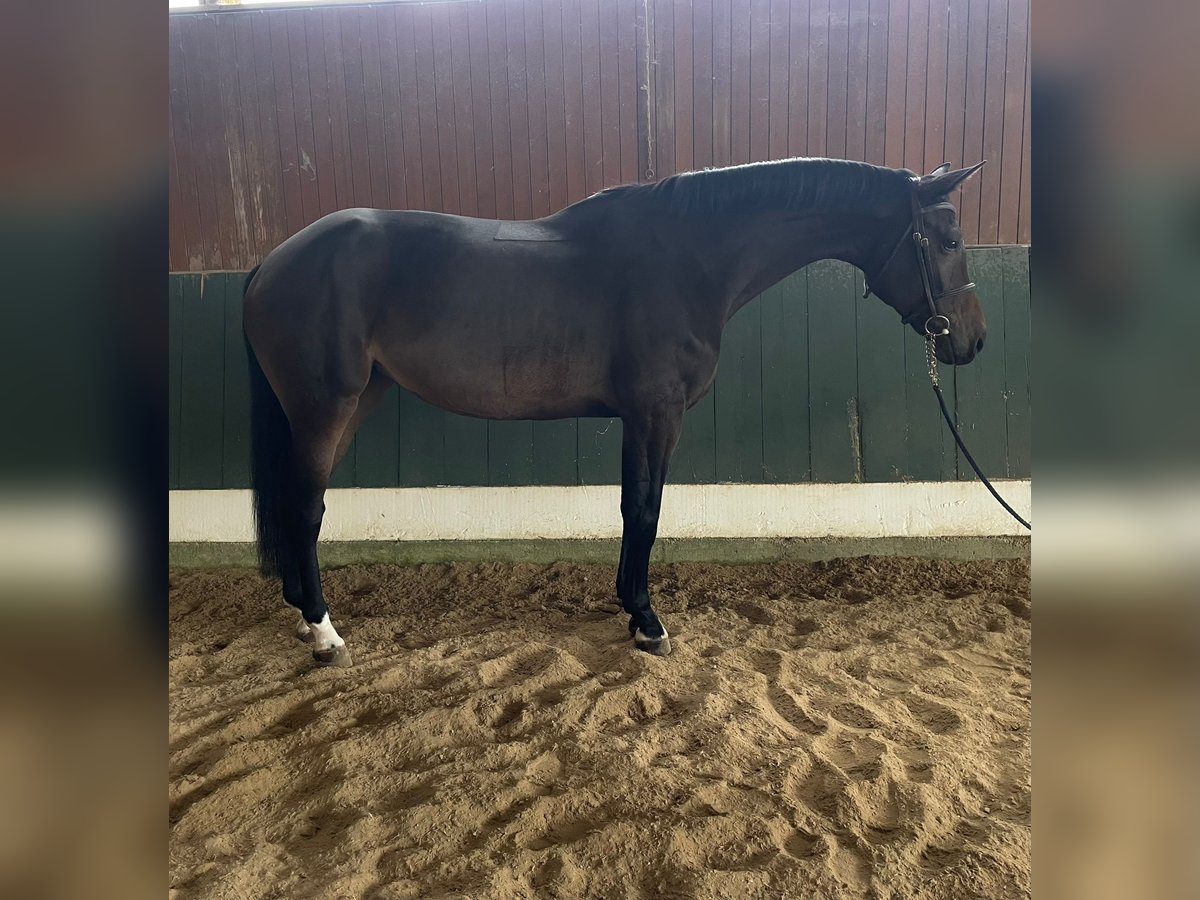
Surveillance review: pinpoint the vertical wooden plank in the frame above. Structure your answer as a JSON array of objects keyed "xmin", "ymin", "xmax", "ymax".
[
  {"xmin": 844, "ymin": 0, "xmax": 868, "ymax": 163},
  {"xmin": 922, "ymin": 0, "xmax": 950, "ymax": 176},
  {"xmin": 337, "ymin": 9, "xmax": 375, "ymax": 209},
  {"xmin": 579, "ymin": 0, "xmax": 605, "ymax": 192},
  {"xmin": 355, "ymin": 384, "xmax": 400, "ymax": 487},
  {"xmin": 357, "ymin": 7, "xmax": 394, "ymax": 210},
  {"xmin": 505, "ymin": 0, "xmax": 534, "ymax": 216},
  {"xmin": 943, "ymin": 0, "xmax": 969, "ymax": 175},
  {"xmin": 728, "ymin": 0, "xmax": 749, "ymax": 163},
  {"xmin": 202, "ymin": 15, "xmax": 244, "ymax": 266},
  {"xmin": 854, "ymin": 270, "xmax": 908, "ymax": 481},
  {"xmin": 169, "ymin": 18, "xmax": 204, "ymax": 270},
  {"xmin": 221, "ymin": 274, "xmax": 252, "ymax": 488},
  {"xmin": 825, "ymin": 0, "xmax": 848, "ymax": 161},
  {"xmin": 998, "ymin": 0, "xmax": 1029, "ymax": 244},
  {"xmin": 395, "ymin": 391, "xmax": 443, "ymax": 487},
  {"xmin": 449, "ymin": 2, "xmax": 480, "ymax": 217},
  {"xmin": 953, "ymin": 248, "xmax": 1008, "ymax": 476},
  {"xmin": 178, "ymin": 274, "xmax": 225, "ymax": 489},
  {"xmin": 578, "ymin": 417, "xmax": 622, "ymax": 485},
  {"xmin": 653, "ymin": 0, "xmax": 677, "ymax": 177},
  {"xmin": 766, "ymin": 0, "xmax": 790, "ymax": 160},
  {"xmin": 760, "ymin": 272, "xmax": 810, "ymax": 482},
  {"xmin": 532, "ymin": 420, "xmax": 579, "ymax": 485},
  {"xmin": 322, "ymin": 8, "xmax": 357, "ymax": 213},
  {"xmin": 902, "ymin": 0, "xmax": 929, "ymax": 172},
  {"xmin": 806, "ymin": 0, "xmax": 829, "ymax": 158},
  {"xmin": 463, "ymin": 3, "xmax": 495, "ymax": 219},
  {"xmin": 168, "ymin": 277, "xmax": 184, "ymax": 488},
  {"xmin": 486, "ymin": 0, "xmax": 516, "ymax": 217},
  {"xmin": 785, "ymin": 0, "xmax": 807, "ymax": 156},
  {"xmin": 304, "ymin": 9, "xmax": 342, "ymax": 217},
  {"xmin": 863, "ymin": 0, "xmax": 888, "ymax": 166},
  {"xmin": 244, "ymin": 14, "xmax": 288, "ymax": 245},
  {"xmin": 672, "ymin": 0, "xmax": 694, "ymax": 173},
  {"xmin": 748, "ymin": 0, "xmax": 772, "ymax": 164},
  {"xmin": 711, "ymin": 0, "xmax": 733, "ymax": 166},
  {"xmin": 212, "ymin": 15, "xmax": 253, "ymax": 269},
  {"xmin": 882, "ymin": 0, "xmax": 908, "ymax": 168},
  {"xmin": 523, "ymin": 0, "xmax": 552, "ymax": 216},
  {"xmin": 692, "ymin": 0, "xmax": 715, "ymax": 170},
  {"xmin": 287, "ymin": 12, "xmax": 326, "ymax": 224},
  {"xmin": 396, "ymin": 3, "xmax": 432, "ymax": 211},
  {"xmin": 1002, "ymin": 246, "xmax": 1031, "ymax": 475},
  {"xmin": 1017, "ymin": 10, "xmax": 1031, "ymax": 244},
  {"xmin": 617, "ymin": 0, "xmax": 640, "ymax": 184},
  {"xmin": 488, "ymin": 421, "xmax": 536, "ymax": 485},
  {"xmin": 807, "ymin": 261, "xmax": 858, "ymax": 482},
  {"xmin": 597, "ymin": 0, "xmax": 623, "ymax": 187},
  {"xmin": 977, "ymin": 0, "xmax": 1009, "ymax": 243},
  {"xmin": 179, "ymin": 16, "xmax": 225, "ymax": 268},
  {"xmin": 376, "ymin": 8, "xmax": 410, "ymax": 212},
  {"xmin": 229, "ymin": 14, "xmax": 266, "ymax": 256},
  {"xmin": 672, "ymin": 390, "xmax": 717, "ymax": 484},
  {"xmin": 269, "ymin": 12, "xmax": 309, "ymax": 233},
  {"xmin": 443, "ymin": 413, "xmax": 490, "ymax": 486},
  {"xmin": 409, "ymin": 5, "xmax": 445, "ymax": 211},
  {"xmin": 959, "ymin": 0, "xmax": 989, "ymax": 243},
  {"xmin": 543, "ymin": 0, "xmax": 569, "ymax": 210},
  {"xmin": 714, "ymin": 299, "xmax": 764, "ymax": 482},
  {"xmin": 430, "ymin": 3, "xmax": 462, "ymax": 213},
  {"xmin": 562, "ymin": 0, "xmax": 589, "ymax": 202}
]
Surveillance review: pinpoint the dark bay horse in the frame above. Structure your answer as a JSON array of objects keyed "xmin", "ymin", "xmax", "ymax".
[{"xmin": 243, "ymin": 157, "xmax": 986, "ymax": 667}]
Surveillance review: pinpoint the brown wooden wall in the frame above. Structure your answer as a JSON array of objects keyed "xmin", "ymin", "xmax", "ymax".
[{"xmin": 169, "ymin": 0, "xmax": 1030, "ymax": 271}]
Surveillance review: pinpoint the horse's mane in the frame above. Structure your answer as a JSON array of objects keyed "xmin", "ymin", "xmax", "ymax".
[{"xmin": 592, "ymin": 158, "xmax": 912, "ymax": 216}]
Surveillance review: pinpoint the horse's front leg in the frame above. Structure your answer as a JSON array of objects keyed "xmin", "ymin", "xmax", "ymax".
[{"xmin": 617, "ymin": 408, "xmax": 683, "ymax": 656}]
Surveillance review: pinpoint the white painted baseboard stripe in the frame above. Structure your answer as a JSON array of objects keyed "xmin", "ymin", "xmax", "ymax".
[{"xmin": 169, "ymin": 482, "xmax": 1031, "ymax": 542}]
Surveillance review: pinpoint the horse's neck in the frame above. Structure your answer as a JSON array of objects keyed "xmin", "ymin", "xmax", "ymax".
[{"xmin": 704, "ymin": 209, "xmax": 880, "ymax": 323}]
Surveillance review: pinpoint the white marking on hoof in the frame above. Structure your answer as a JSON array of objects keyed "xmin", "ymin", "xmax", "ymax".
[
  {"xmin": 634, "ymin": 627, "xmax": 672, "ymax": 656},
  {"xmin": 633, "ymin": 627, "xmax": 668, "ymax": 644},
  {"xmin": 295, "ymin": 619, "xmax": 315, "ymax": 643},
  {"xmin": 306, "ymin": 613, "xmax": 345, "ymax": 651}
]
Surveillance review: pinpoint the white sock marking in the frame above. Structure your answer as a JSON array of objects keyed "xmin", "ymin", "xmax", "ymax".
[
  {"xmin": 306, "ymin": 613, "xmax": 345, "ymax": 650},
  {"xmin": 634, "ymin": 627, "xmax": 668, "ymax": 644}
]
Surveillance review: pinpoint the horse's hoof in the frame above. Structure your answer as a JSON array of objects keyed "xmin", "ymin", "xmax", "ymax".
[
  {"xmin": 296, "ymin": 621, "xmax": 315, "ymax": 643},
  {"xmin": 633, "ymin": 629, "xmax": 672, "ymax": 657},
  {"xmin": 313, "ymin": 645, "xmax": 354, "ymax": 668}
]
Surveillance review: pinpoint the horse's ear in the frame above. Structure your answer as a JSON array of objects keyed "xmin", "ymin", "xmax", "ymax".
[{"xmin": 917, "ymin": 161, "xmax": 986, "ymax": 202}]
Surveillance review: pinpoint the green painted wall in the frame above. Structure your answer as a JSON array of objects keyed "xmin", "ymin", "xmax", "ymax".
[{"xmin": 168, "ymin": 248, "xmax": 1031, "ymax": 490}]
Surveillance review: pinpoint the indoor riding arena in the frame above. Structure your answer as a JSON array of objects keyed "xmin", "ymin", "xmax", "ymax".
[{"xmin": 168, "ymin": 1, "xmax": 1031, "ymax": 898}]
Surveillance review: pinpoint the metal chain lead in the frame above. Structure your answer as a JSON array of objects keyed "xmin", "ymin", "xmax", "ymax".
[{"xmin": 925, "ymin": 333, "xmax": 940, "ymax": 387}]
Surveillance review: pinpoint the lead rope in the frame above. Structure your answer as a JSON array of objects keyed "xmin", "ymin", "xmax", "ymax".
[
  {"xmin": 925, "ymin": 332, "xmax": 1032, "ymax": 530},
  {"xmin": 903, "ymin": 182, "xmax": 1031, "ymax": 531}
]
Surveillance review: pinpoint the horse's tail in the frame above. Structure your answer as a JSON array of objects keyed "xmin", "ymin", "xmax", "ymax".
[{"xmin": 244, "ymin": 266, "xmax": 291, "ymax": 578}]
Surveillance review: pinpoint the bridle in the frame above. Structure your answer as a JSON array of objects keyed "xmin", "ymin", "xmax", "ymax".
[
  {"xmin": 863, "ymin": 177, "xmax": 1031, "ymax": 531},
  {"xmin": 862, "ymin": 177, "xmax": 977, "ymax": 339}
]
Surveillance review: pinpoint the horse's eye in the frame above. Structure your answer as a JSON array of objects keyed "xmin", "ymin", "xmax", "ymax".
[{"xmin": 943, "ymin": 240, "xmax": 960, "ymax": 251}]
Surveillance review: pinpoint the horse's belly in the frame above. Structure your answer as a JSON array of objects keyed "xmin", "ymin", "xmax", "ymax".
[{"xmin": 374, "ymin": 339, "xmax": 614, "ymax": 421}]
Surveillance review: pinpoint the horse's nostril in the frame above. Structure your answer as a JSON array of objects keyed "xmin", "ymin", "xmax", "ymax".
[{"xmin": 976, "ymin": 337, "xmax": 985, "ymax": 354}]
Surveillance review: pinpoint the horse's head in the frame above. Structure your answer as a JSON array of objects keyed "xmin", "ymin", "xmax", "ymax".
[{"xmin": 866, "ymin": 162, "xmax": 988, "ymax": 365}]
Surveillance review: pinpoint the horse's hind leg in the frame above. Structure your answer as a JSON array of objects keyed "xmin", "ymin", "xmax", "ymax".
[
  {"xmin": 282, "ymin": 395, "xmax": 362, "ymax": 667},
  {"xmin": 292, "ymin": 369, "xmax": 393, "ymax": 649}
]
